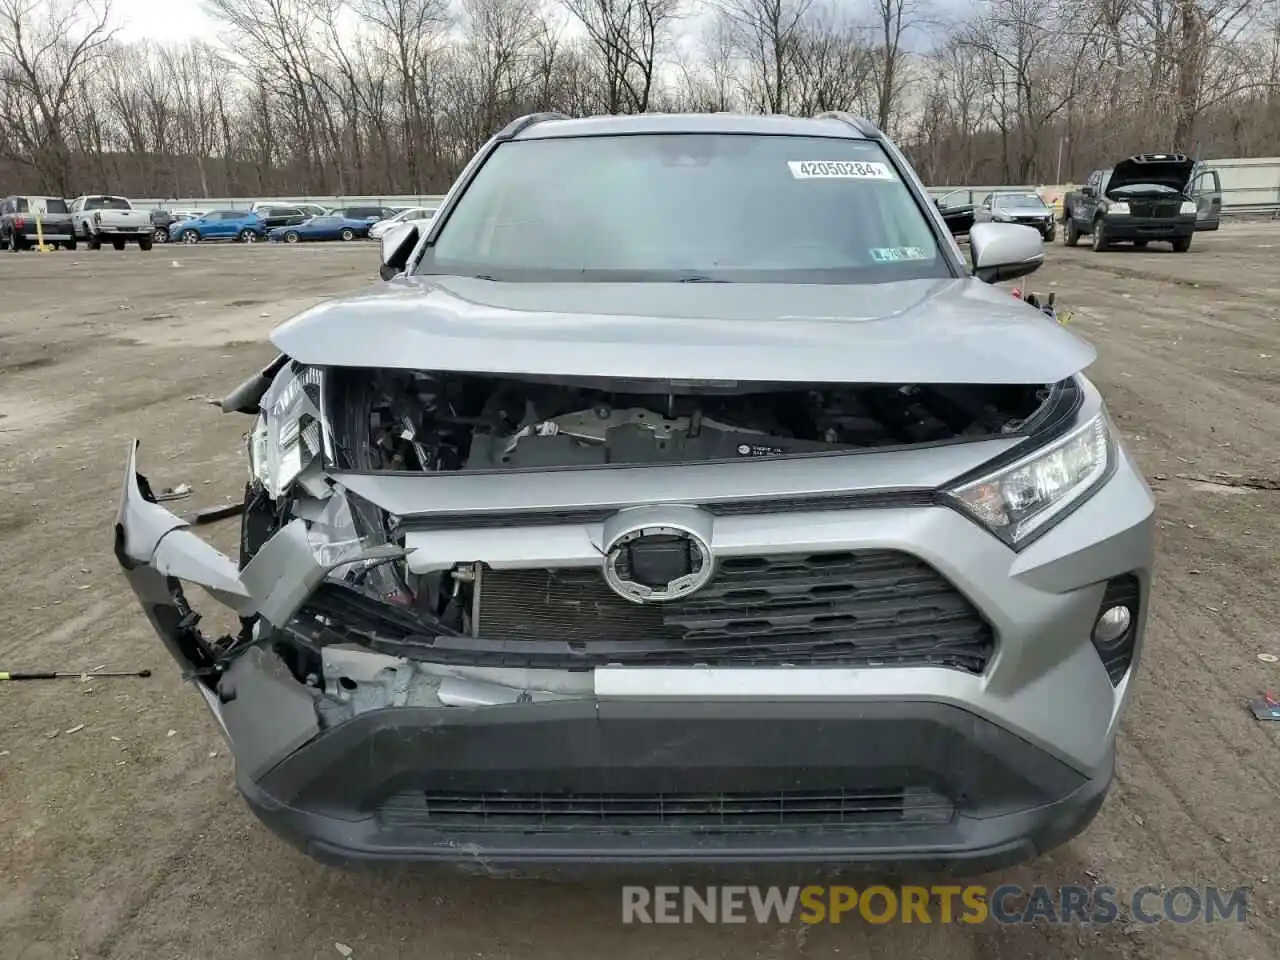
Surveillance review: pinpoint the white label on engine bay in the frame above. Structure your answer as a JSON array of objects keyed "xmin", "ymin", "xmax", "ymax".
[
  {"xmin": 787, "ymin": 160, "xmax": 895, "ymax": 180},
  {"xmin": 736, "ymin": 442, "xmax": 786, "ymax": 457}
]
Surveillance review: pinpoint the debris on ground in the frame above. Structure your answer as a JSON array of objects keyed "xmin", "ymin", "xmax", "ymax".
[
  {"xmin": 188, "ymin": 501, "xmax": 245, "ymax": 525},
  {"xmin": 1259, "ymin": 653, "xmax": 1279, "ymax": 664},
  {"xmin": 334, "ymin": 943, "xmax": 353, "ymax": 958},
  {"xmin": 154, "ymin": 483, "xmax": 192, "ymax": 502},
  {"xmin": 64, "ymin": 724, "xmax": 84, "ymax": 735},
  {"xmin": 166, "ymin": 729, "xmax": 177, "ymax": 738},
  {"xmin": 1176, "ymin": 472, "xmax": 1280, "ymax": 491},
  {"xmin": 1247, "ymin": 692, "xmax": 1280, "ymax": 721}
]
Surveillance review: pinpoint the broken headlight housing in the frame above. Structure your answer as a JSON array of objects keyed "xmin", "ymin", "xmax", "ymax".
[
  {"xmin": 247, "ymin": 363, "xmax": 326, "ymax": 499},
  {"xmin": 944, "ymin": 411, "xmax": 1115, "ymax": 548}
]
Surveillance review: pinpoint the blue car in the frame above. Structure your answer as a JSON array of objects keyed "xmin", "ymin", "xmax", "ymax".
[
  {"xmin": 168, "ymin": 209, "xmax": 267, "ymax": 244},
  {"xmin": 268, "ymin": 215, "xmax": 376, "ymax": 243}
]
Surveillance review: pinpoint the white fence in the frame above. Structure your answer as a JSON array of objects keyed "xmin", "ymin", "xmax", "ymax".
[
  {"xmin": 127, "ymin": 194, "xmax": 447, "ymax": 211},
  {"xmin": 123, "ymin": 157, "xmax": 1280, "ymax": 214}
]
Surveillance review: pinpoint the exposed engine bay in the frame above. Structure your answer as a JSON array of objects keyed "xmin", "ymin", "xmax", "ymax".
[
  {"xmin": 331, "ymin": 370, "xmax": 1055, "ymax": 472},
  {"xmin": 229, "ymin": 364, "xmax": 1068, "ymax": 703}
]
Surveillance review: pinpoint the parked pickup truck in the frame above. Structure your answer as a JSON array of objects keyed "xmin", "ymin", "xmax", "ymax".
[
  {"xmin": 0, "ymin": 195, "xmax": 76, "ymax": 251},
  {"xmin": 1061, "ymin": 154, "xmax": 1205, "ymax": 252},
  {"xmin": 70, "ymin": 195, "xmax": 154, "ymax": 250}
]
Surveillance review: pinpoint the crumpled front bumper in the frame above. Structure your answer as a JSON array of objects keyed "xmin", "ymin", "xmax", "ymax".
[{"xmin": 115, "ymin": 436, "xmax": 1144, "ymax": 873}]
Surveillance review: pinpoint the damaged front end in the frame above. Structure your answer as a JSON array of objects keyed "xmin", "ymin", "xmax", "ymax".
[{"xmin": 115, "ymin": 354, "xmax": 1132, "ymax": 872}]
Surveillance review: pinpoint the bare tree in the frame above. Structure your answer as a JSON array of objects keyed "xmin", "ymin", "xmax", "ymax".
[
  {"xmin": 867, "ymin": 0, "xmax": 931, "ymax": 133},
  {"xmin": 563, "ymin": 0, "xmax": 680, "ymax": 112},
  {"xmin": 716, "ymin": 0, "xmax": 814, "ymax": 113},
  {"xmin": 0, "ymin": 0, "xmax": 115, "ymax": 193}
]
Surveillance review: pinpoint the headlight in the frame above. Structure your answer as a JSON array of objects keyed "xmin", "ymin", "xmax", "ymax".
[
  {"xmin": 1180, "ymin": 200, "xmax": 1197, "ymax": 214},
  {"xmin": 1108, "ymin": 202, "xmax": 1130, "ymax": 215},
  {"xmin": 944, "ymin": 412, "xmax": 1114, "ymax": 548},
  {"xmin": 245, "ymin": 363, "xmax": 326, "ymax": 498}
]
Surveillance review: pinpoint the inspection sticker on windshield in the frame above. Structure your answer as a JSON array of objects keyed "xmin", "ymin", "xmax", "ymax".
[
  {"xmin": 788, "ymin": 160, "xmax": 895, "ymax": 180},
  {"xmin": 870, "ymin": 246, "xmax": 929, "ymax": 263}
]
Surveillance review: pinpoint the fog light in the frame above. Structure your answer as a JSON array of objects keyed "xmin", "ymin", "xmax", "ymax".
[{"xmin": 1093, "ymin": 605, "xmax": 1132, "ymax": 644}]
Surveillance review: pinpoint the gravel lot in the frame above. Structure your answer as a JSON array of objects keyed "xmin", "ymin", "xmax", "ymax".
[{"xmin": 2, "ymin": 228, "xmax": 1279, "ymax": 960}]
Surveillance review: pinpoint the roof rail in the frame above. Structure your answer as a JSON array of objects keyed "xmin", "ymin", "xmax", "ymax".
[
  {"xmin": 814, "ymin": 111, "xmax": 881, "ymax": 138},
  {"xmin": 495, "ymin": 112, "xmax": 571, "ymax": 140}
]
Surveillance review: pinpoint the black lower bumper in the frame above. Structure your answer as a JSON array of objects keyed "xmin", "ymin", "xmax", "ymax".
[
  {"xmin": 1100, "ymin": 215, "xmax": 1196, "ymax": 240},
  {"xmin": 229, "ymin": 670, "xmax": 1111, "ymax": 875}
]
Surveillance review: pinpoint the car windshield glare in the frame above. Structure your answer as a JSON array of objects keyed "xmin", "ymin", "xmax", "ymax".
[
  {"xmin": 996, "ymin": 194, "xmax": 1045, "ymax": 209},
  {"xmin": 420, "ymin": 133, "xmax": 948, "ymax": 283}
]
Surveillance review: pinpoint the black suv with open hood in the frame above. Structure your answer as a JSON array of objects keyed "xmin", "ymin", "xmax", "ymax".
[{"xmin": 1062, "ymin": 153, "xmax": 1198, "ymax": 252}]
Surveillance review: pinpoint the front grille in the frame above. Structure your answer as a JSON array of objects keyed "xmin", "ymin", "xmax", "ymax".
[
  {"xmin": 1128, "ymin": 198, "xmax": 1181, "ymax": 217},
  {"xmin": 379, "ymin": 786, "xmax": 955, "ymax": 833},
  {"xmin": 475, "ymin": 550, "xmax": 994, "ymax": 672}
]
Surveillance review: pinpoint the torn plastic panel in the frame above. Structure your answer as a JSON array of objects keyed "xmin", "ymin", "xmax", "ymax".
[
  {"xmin": 117, "ymin": 440, "xmax": 575, "ymax": 744},
  {"xmin": 115, "ymin": 440, "xmax": 413, "ymax": 683},
  {"xmin": 317, "ymin": 646, "xmax": 583, "ymax": 726}
]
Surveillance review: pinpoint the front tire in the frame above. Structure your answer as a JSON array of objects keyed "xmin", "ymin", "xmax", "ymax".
[
  {"xmin": 154, "ymin": 227, "xmax": 169, "ymax": 244},
  {"xmin": 182, "ymin": 230, "xmax": 200, "ymax": 244},
  {"xmin": 1064, "ymin": 217, "xmax": 1079, "ymax": 246},
  {"xmin": 340, "ymin": 228, "xmax": 355, "ymax": 241},
  {"xmin": 284, "ymin": 230, "xmax": 300, "ymax": 244},
  {"xmin": 1091, "ymin": 219, "xmax": 1109, "ymax": 251},
  {"xmin": 1172, "ymin": 236, "xmax": 1192, "ymax": 253},
  {"xmin": 139, "ymin": 237, "xmax": 153, "ymax": 251},
  {"xmin": 88, "ymin": 235, "xmax": 102, "ymax": 250},
  {"xmin": 239, "ymin": 229, "xmax": 258, "ymax": 243}
]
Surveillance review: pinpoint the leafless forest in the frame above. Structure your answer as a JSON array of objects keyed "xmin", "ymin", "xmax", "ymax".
[{"xmin": 3, "ymin": 0, "xmax": 1280, "ymax": 198}]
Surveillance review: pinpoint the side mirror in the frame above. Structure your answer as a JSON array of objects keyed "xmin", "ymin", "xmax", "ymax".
[
  {"xmin": 1082, "ymin": 185, "xmax": 1096, "ymax": 198},
  {"xmin": 379, "ymin": 223, "xmax": 420, "ymax": 281},
  {"xmin": 969, "ymin": 222, "xmax": 1044, "ymax": 284}
]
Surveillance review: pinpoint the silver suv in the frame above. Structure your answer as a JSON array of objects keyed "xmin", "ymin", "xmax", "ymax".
[{"xmin": 115, "ymin": 112, "xmax": 1155, "ymax": 874}]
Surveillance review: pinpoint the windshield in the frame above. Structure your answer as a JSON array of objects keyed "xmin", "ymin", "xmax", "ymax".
[
  {"xmin": 84, "ymin": 197, "xmax": 131, "ymax": 211},
  {"xmin": 994, "ymin": 194, "xmax": 1045, "ymax": 210},
  {"xmin": 419, "ymin": 134, "xmax": 948, "ymax": 283}
]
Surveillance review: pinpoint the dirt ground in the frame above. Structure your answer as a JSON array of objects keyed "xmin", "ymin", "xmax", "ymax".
[{"xmin": 2, "ymin": 228, "xmax": 1279, "ymax": 960}]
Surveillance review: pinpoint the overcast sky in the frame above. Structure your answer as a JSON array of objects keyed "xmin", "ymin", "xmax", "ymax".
[{"xmin": 112, "ymin": 0, "xmax": 976, "ymax": 48}]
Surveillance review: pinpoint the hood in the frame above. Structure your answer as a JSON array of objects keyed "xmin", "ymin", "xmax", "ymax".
[
  {"xmin": 270, "ymin": 276, "xmax": 1096, "ymax": 385},
  {"xmin": 1107, "ymin": 154, "xmax": 1195, "ymax": 196}
]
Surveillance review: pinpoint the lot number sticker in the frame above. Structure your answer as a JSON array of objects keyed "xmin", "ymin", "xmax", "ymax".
[{"xmin": 788, "ymin": 160, "xmax": 895, "ymax": 180}]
